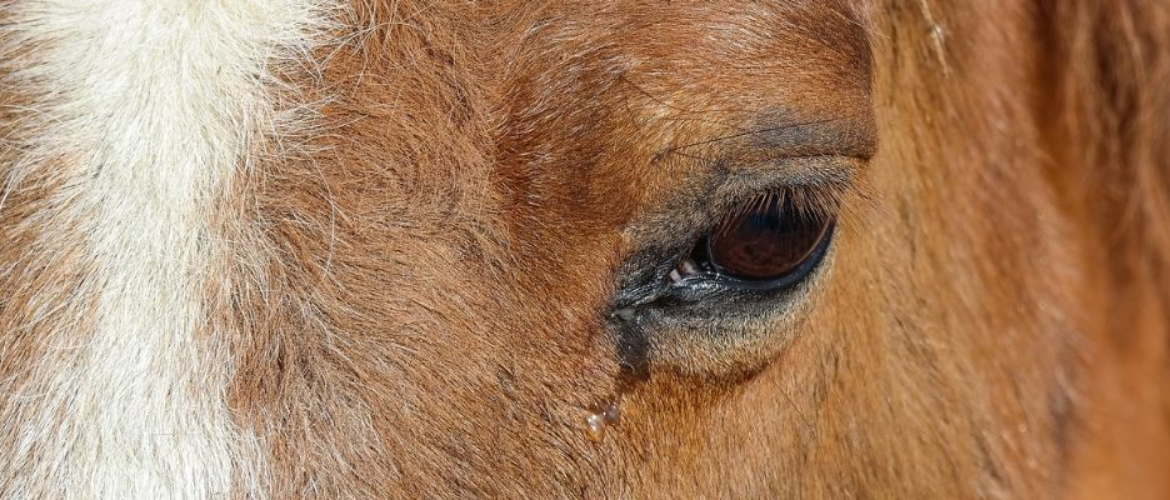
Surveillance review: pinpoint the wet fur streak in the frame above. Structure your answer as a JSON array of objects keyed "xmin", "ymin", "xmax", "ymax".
[{"xmin": 1, "ymin": 0, "xmax": 1169, "ymax": 499}]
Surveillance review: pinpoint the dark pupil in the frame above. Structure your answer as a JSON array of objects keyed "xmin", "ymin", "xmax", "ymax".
[{"xmin": 707, "ymin": 196, "xmax": 829, "ymax": 280}]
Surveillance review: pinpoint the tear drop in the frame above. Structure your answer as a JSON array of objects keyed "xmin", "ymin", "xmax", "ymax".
[
  {"xmin": 585, "ymin": 412, "xmax": 607, "ymax": 442},
  {"xmin": 584, "ymin": 401, "xmax": 621, "ymax": 442}
]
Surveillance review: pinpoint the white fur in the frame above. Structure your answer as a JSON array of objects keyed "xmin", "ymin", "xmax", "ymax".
[{"xmin": 1, "ymin": 1, "xmax": 334, "ymax": 498}]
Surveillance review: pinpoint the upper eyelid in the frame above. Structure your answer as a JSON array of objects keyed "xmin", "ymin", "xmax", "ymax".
[
  {"xmin": 652, "ymin": 118, "xmax": 842, "ymax": 160},
  {"xmin": 652, "ymin": 119, "xmax": 875, "ymax": 168},
  {"xmin": 713, "ymin": 156, "xmax": 858, "ymax": 208},
  {"xmin": 746, "ymin": 117, "xmax": 877, "ymax": 160},
  {"xmin": 623, "ymin": 155, "xmax": 859, "ymax": 248},
  {"xmin": 730, "ymin": 156, "xmax": 857, "ymax": 181}
]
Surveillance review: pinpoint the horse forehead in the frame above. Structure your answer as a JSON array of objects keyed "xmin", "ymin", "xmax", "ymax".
[{"xmin": 482, "ymin": 3, "xmax": 875, "ymax": 218}]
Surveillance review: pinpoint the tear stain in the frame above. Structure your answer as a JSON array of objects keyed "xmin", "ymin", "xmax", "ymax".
[
  {"xmin": 585, "ymin": 400, "xmax": 622, "ymax": 442},
  {"xmin": 589, "ymin": 304, "xmax": 650, "ymax": 442}
]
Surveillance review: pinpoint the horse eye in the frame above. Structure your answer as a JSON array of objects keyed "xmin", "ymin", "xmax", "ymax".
[{"xmin": 682, "ymin": 193, "xmax": 834, "ymax": 287}]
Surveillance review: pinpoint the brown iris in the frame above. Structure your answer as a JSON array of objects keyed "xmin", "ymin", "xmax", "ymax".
[{"xmin": 704, "ymin": 193, "xmax": 834, "ymax": 282}]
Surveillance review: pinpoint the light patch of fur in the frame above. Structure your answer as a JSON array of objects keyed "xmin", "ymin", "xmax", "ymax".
[{"xmin": 0, "ymin": 1, "xmax": 335, "ymax": 498}]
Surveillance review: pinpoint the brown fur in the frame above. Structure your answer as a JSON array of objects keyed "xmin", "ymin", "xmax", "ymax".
[{"xmin": 3, "ymin": 0, "xmax": 1169, "ymax": 498}]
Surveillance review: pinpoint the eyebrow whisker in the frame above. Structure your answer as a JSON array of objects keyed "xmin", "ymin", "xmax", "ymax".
[
  {"xmin": 653, "ymin": 118, "xmax": 842, "ymax": 163},
  {"xmin": 651, "ymin": 148, "xmax": 720, "ymax": 165},
  {"xmin": 618, "ymin": 74, "xmax": 756, "ymax": 120}
]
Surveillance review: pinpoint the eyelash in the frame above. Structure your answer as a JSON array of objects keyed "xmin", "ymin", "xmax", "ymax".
[{"xmin": 727, "ymin": 185, "xmax": 844, "ymax": 226}]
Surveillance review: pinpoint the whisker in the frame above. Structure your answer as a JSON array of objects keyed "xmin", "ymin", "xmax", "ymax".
[
  {"xmin": 617, "ymin": 74, "xmax": 756, "ymax": 120},
  {"xmin": 651, "ymin": 148, "xmax": 721, "ymax": 165},
  {"xmin": 654, "ymin": 118, "xmax": 840, "ymax": 160},
  {"xmin": 653, "ymin": 115, "xmax": 754, "ymax": 132}
]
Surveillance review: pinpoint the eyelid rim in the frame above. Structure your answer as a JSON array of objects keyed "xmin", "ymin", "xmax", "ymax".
[
  {"xmin": 683, "ymin": 220, "xmax": 837, "ymax": 292},
  {"xmin": 697, "ymin": 220, "xmax": 837, "ymax": 288}
]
